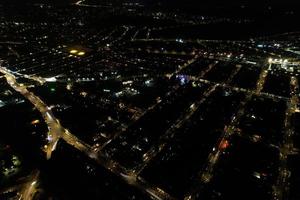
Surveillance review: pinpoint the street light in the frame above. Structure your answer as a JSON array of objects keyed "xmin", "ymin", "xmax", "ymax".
[
  {"xmin": 70, "ymin": 49, "xmax": 78, "ymax": 54},
  {"xmin": 78, "ymin": 51, "xmax": 85, "ymax": 56},
  {"xmin": 268, "ymin": 58, "xmax": 273, "ymax": 63}
]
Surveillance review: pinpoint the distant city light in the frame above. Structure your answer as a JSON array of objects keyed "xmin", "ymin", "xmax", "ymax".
[
  {"xmin": 69, "ymin": 49, "xmax": 86, "ymax": 56},
  {"xmin": 257, "ymin": 44, "xmax": 264, "ymax": 48},
  {"xmin": 78, "ymin": 51, "xmax": 86, "ymax": 56},
  {"xmin": 176, "ymin": 38, "xmax": 184, "ymax": 43},
  {"xmin": 45, "ymin": 77, "xmax": 57, "ymax": 82},
  {"xmin": 268, "ymin": 58, "xmax": 273, "ymax": 63},
  {"xmin": 80, "ymin": 91, "xmax": 88, "ymax": 97},
  {"xmin": 219, "ymin": 139, "xmax": 230, "ymax": 150},
  {"xmin": 70, "ymin": 49, "xmax": 78, "ymax": 54},
  {"xmin": 31, "ymin": 119, "xmax": 40, "ymax": 125},
  {"xmin": 66, "ymin": 83, "xmax": 72, "ymax": 90},
  {"xmin": 0, "ymin": 100, "xmax": 5, "ymax": 108},
  {"xmin": 47, "ymin": 135, "xmax": 52, "ymax": 141}
]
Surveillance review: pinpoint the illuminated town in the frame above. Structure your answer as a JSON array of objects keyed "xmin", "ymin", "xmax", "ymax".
[{"xmin": 0, "ymin": 0, "xmax": 300, "ymax": 199}]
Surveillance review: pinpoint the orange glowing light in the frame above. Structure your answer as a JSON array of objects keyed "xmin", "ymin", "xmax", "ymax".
[
  {"xmin": 219, "ymin": 139, "xmax": 230, "ymax": 150},
  {"xmin": 31, "ymin": 119, "xmax": 40, "ymax": 125}
]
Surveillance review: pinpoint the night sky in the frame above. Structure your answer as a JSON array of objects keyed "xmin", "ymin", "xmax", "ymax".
[{"xmin": 1, "ymin": 0, "xmax": 300, "ymax": 5}]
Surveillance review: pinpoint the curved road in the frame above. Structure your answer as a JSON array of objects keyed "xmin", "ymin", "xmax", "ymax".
[{"xmin": 0, "ymin": 67, "xmax": 90, "ymax": 160}]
